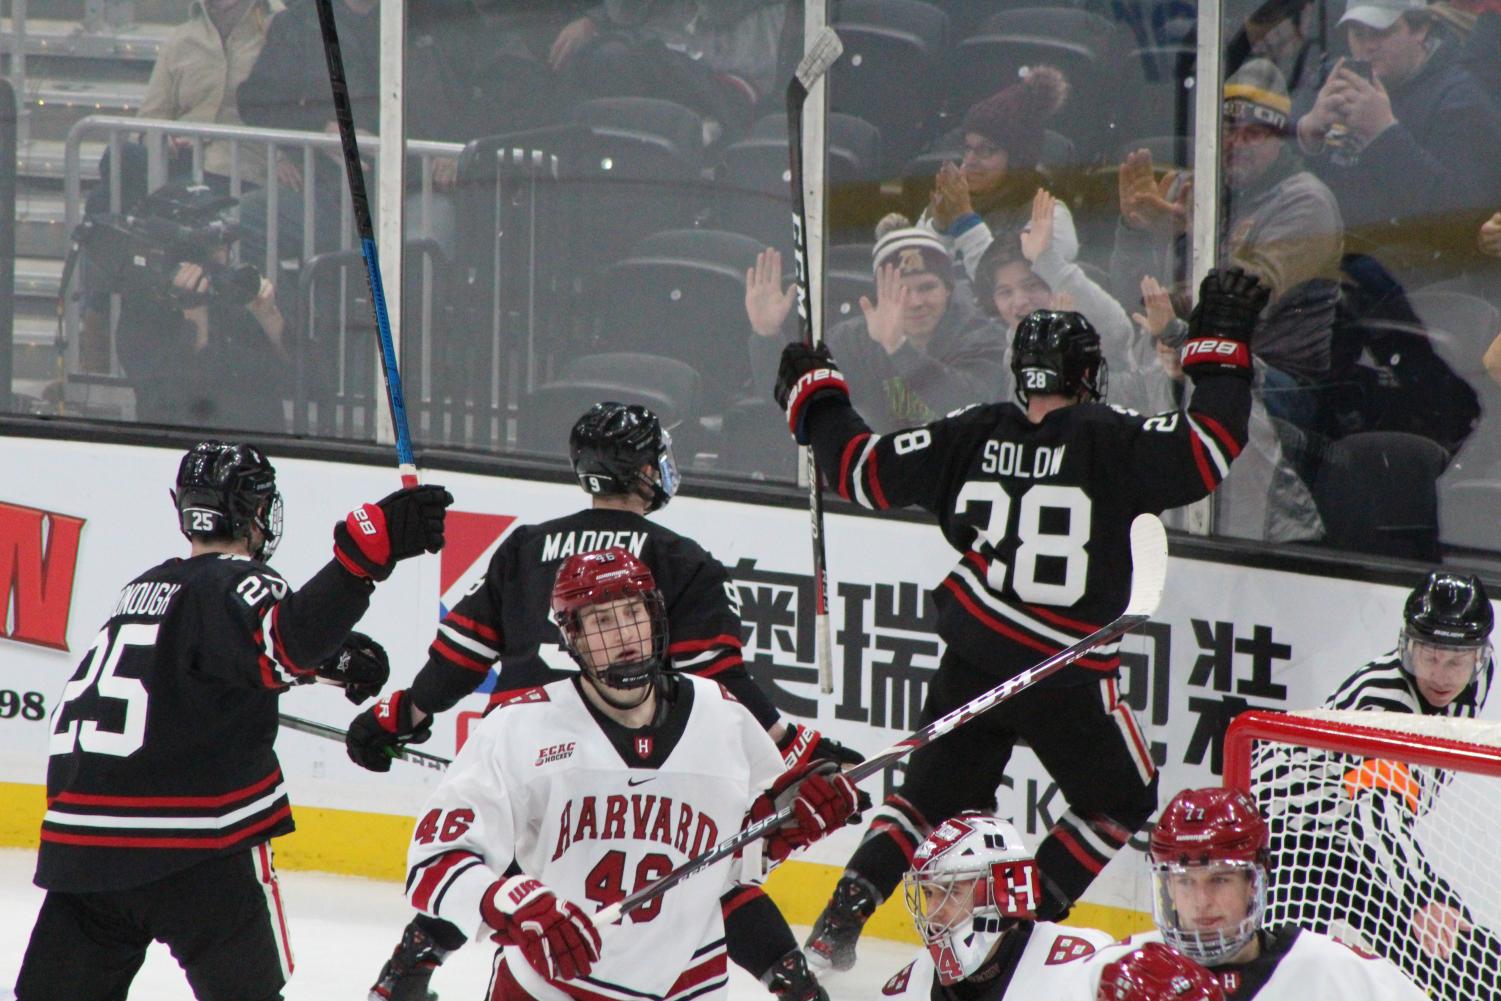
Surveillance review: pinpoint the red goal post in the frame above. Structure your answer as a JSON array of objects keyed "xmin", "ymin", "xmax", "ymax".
[{"xmin": 1224, "ymin": 709, "xmax": 1501, "ymax": 1001}]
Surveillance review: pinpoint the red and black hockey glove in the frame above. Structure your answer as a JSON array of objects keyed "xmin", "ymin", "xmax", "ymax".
[
  {"xmin": 777, "ymin": 725, "xmax": 872, "ymax": 818},
  {"xmin": 1180, "ymin": 267, "xmax": 1269, "ymax": 382},
  {"xmin": 333, "ymin": 484, "xmax": 454, "ymax": 582},
  {"xmin": 481, "ymin": 876, "xmax": 602, "ymax": 982},
  {"xmin": 751, "ymin": 760, "xmax": 860, "ymax": 864},
  {"xmin": 345, "ymin": 689, "xmax": 432, "ymax": 772},
  {"xmin": 314, "ymin": 631, "xmax": 390, "ymax": 704},
  {"xmin": 774, "ymin": 342, "xmax": 848, "ymax": 445}
]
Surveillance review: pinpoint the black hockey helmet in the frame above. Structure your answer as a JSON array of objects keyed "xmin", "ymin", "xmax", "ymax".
[
  {"xmin": 172, "ymin": 440, "xmax": 283, "ymax": 561},
  {"xmin": 1404, "ymin": 572, "xmax": 1493, "ymax": 646},
  {"xmin": 1011, "ymin": 309, "xmax": 1107, "ymax": 405},
  {"xmin": 569, "ymin": 402, "xmax": 680, "ymax": 513}
]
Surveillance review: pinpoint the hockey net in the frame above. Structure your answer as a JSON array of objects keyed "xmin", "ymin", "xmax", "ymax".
[{"xmin": 1225, "ymin": 709, "xmax": 1501, "ymax": 1001}]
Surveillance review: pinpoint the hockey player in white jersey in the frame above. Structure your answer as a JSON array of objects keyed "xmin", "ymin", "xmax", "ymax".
[
  {"xmin": 1076, "ymin": 787, "xmax": 1428, "ymax": 1000},
  {"xmin": 877, "ymin": 812, "xmax": 1115, "ymax": 1000},
  {"xmin": 403, "ymin": 547, "xmax": 859, "ymax": 1001},
  {"xmin": 1094, "ymin": 942, "xmax": 1222, "ymax": 1001}
]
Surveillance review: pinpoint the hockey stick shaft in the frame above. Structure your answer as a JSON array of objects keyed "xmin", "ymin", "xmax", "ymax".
[
  {"xmin": 591, "ymin": 514, "xmax": 1170, "ymax": 927},
  {"xmin": 787, "ymin": 27, "xmax": 843, "ymax": 695},
  {"xmin": 277, "ymin": 711, "xmax": 451, "ymax": 771},
  {"xmin": 311, "ymin": 0, "xmax": 417, "ymax": 487}
]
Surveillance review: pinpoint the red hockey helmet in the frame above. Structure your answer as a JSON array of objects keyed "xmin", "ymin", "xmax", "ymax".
[
  {"xmin": 1149, "ymin": 789, "xmax": 1268, "ymax": 965},
  {"xmin": 552, "ymin": 548, "xmax": 667, "ymax": 707},
  {"xmin": 1096, "ymin": 942, "xmax": 1224, "ymax": 1001}
]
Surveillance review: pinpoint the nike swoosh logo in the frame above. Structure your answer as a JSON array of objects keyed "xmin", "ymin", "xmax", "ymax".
[{"xmin": 627, "ymin": 776, "xmax": 655, "ymax": 786}]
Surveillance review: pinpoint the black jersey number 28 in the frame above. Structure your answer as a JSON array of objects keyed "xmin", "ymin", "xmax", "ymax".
[{"xmin": 954, "ymin": 481, "xmax": 1092, "ymax": 605}]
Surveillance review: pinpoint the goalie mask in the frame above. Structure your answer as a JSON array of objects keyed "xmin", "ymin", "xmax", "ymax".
[
  {"xmin": 172, "ymin": 440, "xmax": 283, "ymax": 561},
  {"xmin": 1149, "ymin": 788, "xmax": 1268, "ymax": 967},
  {"xmin": 1096, "ymin": 942, "xmax": 1224, "ymax": 1001},
  {"xmin": 1011, "ymin": 309, "xmax": 1107, "ymax": 405},
  {"xmin": 569, "ymin": 402, "xmax": 680, "ymax": 513},
  {"xmin": 552, "ymin": 547, "xmax": 668, "ymax": 709},
  {"xmin": 1400, "ymin": 572, "xmax": 1493, "ymax": 702},
  {"xmin": 902, "ymin": 813, "xmax": 1041, "ymax": 985}
]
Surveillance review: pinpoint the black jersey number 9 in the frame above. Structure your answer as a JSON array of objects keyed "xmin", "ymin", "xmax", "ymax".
[
  {"xmin": 954, "ymin": 482, "xmax": 1092, "ymax": 605},
  {"xmin": 49, "ymin": 623, "xmax": 155, "ymax": 758}
]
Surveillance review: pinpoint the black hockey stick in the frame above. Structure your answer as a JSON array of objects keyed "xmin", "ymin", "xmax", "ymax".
[
  {"xmin": 277, "ymin": 711, "xmax": 451, "ymax": 772},
  {"xmin": 787, "ymin": 27, "xmax": 843, "ymax": 695},
  {"xmin": 591, "ymin": 514, "xmax": 1171, "ymax": 927},
  {"xmin": 312, "ymin": 0, "xmax": 418, "ymax": 486}
]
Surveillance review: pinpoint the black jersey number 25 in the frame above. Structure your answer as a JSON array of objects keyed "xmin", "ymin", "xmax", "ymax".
[
  {"xmin": 49, "ymin": 623, "xmax": 155, "ymax": 758},
  {"xmin": 954, "ymin": 481, "xmax": 1092, "ymax": 605}
]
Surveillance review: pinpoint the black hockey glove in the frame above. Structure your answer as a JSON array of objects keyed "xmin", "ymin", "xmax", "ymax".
[
  {"xmin": 346, "ymin": 689, "xmax": 433, "ymax": 772},
  {"xmin": 762, "ymin": 948, "xmax": 829, "ymax": 1001},
  {"xmin": 313, "ymin": 631, "xmax": 390, "ymax": 705},
  {"xmin": 1180, "ymin": 267, "xmax": 1269, "ymax": 382},
  {"xmin": 333, "ymin": 484, "xmax": 454, "ymax": 582},
  {"xmin": 774, "ymin": 342, "xmax": 848, "ymax": 445}
]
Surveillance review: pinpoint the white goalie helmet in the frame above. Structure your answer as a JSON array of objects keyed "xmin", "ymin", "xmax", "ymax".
[{"xmin": 901, "ymin": 813, "xmax": 1041, "ymax": 985}]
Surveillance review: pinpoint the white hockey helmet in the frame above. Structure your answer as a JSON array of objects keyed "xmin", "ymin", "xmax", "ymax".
[{"xmin": 901, "ymin": 813, "xmax": 1040, "ymax": 985}]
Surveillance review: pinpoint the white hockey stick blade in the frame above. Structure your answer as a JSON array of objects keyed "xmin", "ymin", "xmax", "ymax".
[
  {"xmin": 1123, "ymin": 513, "xmax": 1169, "ymax": 618},
  {"xmin": 795, "ymin": 27, "xmax": 844, "ymax": 89}
]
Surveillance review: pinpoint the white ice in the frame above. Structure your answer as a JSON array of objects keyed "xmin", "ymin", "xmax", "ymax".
[{"xmin": 0, "ymin": 848, "xmax": 911, "ymax": 1001}]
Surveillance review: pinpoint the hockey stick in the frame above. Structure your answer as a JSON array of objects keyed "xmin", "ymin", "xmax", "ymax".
[
  {"xmin": 592, "ymin": 514, "xmax": 1170, "ymax": 927},
  {"xmin": 312, "ymin": 0, "xmax": 417, "ymax": 487},
  {"xmin": 787, "ymin": 27, "xmax": 843, "ymax": 695},
  {"xmin": 277, "ymin": 711, "xmax": 451, "ymax": 772}
]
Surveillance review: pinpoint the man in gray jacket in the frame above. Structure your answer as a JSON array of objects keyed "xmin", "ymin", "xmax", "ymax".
[{"xmin": 745, "ymin": 221, "xmax": 1006, "ymax": 432}]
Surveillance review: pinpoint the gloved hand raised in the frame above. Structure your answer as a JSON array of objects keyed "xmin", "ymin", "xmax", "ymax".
[
  {"xmin": 333, "ymin": 484, "xmax": 453, "ymax": 582},
  {"xmin": 1180, "ymin": 267, "xmax": 1269, "ymax": 381},
  {"xmin": 774, "ymin": 342, "xmax": 848, "ymax": 445}
]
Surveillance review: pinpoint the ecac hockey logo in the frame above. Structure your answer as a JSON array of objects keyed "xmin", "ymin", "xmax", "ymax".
[
  {"xmin": 0, "ymin": 501, "xmax": 86, "ymax": 652},
  {"xmin": 535, "ymin": 742, "xmax": 575, "ymax": 766}
]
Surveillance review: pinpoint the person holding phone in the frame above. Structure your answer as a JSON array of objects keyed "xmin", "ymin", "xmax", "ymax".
[{"xmin": 1294, "ymin": 0, "xmax": 1501, "ymax": 282}]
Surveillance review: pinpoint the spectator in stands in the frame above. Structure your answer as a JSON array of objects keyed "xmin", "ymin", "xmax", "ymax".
[
  {"xmin": 920, "ymin": 67, "xmax": 1078, "ymax": 282},
  {"xmin": 1237, "ymin": 0, "xmax": 1330, "ymax": 114},
  {"xmin": 745, "ymin": 219, "xmax": 1005, "ymax": 432},
  {"xmin": 1294, "ymin": 0, "xmax": 1501, "ymax": 284},
  {"xmin": 110, "ymin": 183, "xmax": 290, "ymax": 433},
  {"xmin": 1115, "ymin": 59, "xmax": 1343, "ymax": 430},
  {"xmin": 549, "ymin": 0, "xmax": 791, "ymax": 140}
]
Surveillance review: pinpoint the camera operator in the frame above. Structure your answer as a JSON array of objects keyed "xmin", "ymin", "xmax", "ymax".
[{"xmin": 105, "ymin": 182, "xmax": 291, "ymax": 433}]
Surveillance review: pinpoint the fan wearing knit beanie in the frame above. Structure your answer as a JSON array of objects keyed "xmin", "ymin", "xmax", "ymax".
[
  {"xmin": 744, "ymin": 214, "xmax": 1006, "ymax": 432},
  {"xmin": 919, "ymin": 66, "xmax": 1080, "ymax": 282}
]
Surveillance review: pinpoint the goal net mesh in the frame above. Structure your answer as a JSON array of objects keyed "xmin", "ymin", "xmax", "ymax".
[{"xmin": 1231, "ymin": 709, "xmax": 1501, "ymax": 1001}]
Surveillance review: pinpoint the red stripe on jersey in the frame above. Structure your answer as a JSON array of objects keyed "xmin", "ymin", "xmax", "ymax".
[
  {"xmin": 1052, "ymin": 825, "xmax": 1107, "ymax": 874},
  {"xmin": 445, "ymin": 612, "xmax": 501, "ymax": 642},
  {"xmin": 871, "ymin": 820, "xmax": 920, "ymax": 864},
  {"xmin": 721, "ymin": 885, "xmax": 763, "ymax": 919},
  {"xmin": 1105, "ymin": 679, "xmax": 1156, "ymax": 780},
  {"xmin": 410, "ymin": 850, "xmax": 481, "ymax": 914},
  {"xmin": 1025, "ymin": 603, "xmax": 1102, "ymax": 634},
  {"xmin": 41, "ymin": 803, "xmax": 292, "ymax": 850},
  {"xmin": 51, "ymin": 768, "xmax": 283, "ymax": 809},
  {"xmin": 257, "ymin": 650, "xmax": 282, "ymax": 690},
  {"xmin": 257, "ymin": 842, "xmax": 296, "ymax": 976},
  {"xmin": 940, "ymin": 579, "xmax": 1118, "ymax": 672},
  {"xmin": 865, "ymin": 448, "xmax": 890, "ymax": 510},
  {"xmin": 837, "ymin": 434, "xmax": 872, "ymax": 502},
  {"xmin": 687, "ymin": 652, "xmax": 742, "ymax": 678},
  {"xmin": 266, "ymin": 605, "xmax": 312, "ymax": 676},
  {"xmin": 432, "ymin": 637, "xmax": 492, "ymax": 674},
  {"xmin": 668, "ymin": 634, "xmax": 743, "ymax": 655},
  {"xmin": 536, "ymin": 950, "xmax": 728, "ymax": 1001},
  {"xmin": 1185, "ymin": 425, "xmax": 1218, "ymax": 493},
  {"xmin": 1193, "ymin": 412, "xmax": 1243, "ymax": 461}
]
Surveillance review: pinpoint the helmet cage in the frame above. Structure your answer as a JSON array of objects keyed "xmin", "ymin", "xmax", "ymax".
[
  {"xmin": 1151, "ymin": 859, "xmax": 1265, "ymax": 966},
  {"xmin": 552, "ymin": 548, "xmax": 669, "ymax": 710}
]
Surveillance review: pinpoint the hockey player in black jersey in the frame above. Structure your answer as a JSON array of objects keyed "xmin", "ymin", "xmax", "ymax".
[
  {"xmin": 16, "ymin": 440, "xmax": 451, "ymax": 1001},
  {"xmin": 776, "ymin": 267, "xmax": 1269, "ymax": 972},
  {"xmin": 1253, "ymin": 571, "xmax": 1499, "ymax": 999},
  {"xmin": 347, "ymin": 402, "xmax": 862, "ymax": 1001}
]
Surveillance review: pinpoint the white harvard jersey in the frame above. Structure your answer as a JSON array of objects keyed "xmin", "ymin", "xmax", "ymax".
[
  {"xmin": 1075, "ymin": 928, "xmax": 1428, "ymax": 1000},
  {"xmin": 404, "ymin": 675, "xmax": 785, "ymax": 1001},
  {"xmin": 879, "ymin": 921, "xmax": 1115, "ymax": 1000}
]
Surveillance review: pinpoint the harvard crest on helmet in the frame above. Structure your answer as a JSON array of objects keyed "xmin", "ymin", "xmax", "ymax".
[
  {"xmin": 1096, "ymin": 942, "xmax": 1224, "ymax": 1001},
  {"xmin": 172, "ymin": 440, "xmax": 283, "ymax": 560},
  {"xmin": 569, "ymin": 403, "xmax": 680, "ymax": 512},
  {"xmin": 1149, "ymin": 789, "xmax": 1268, "ymax": 966},
  {"xmin": 901, "ymin": 813, "xmax": 1041, "ymax": 985},
  {"xmin": 552, "ymin": 547, "xmax": 668, "ymax": 708},
  {"xmin": 1011, "ymin": 309, "xmax": 1107, "ymax": 404}
]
